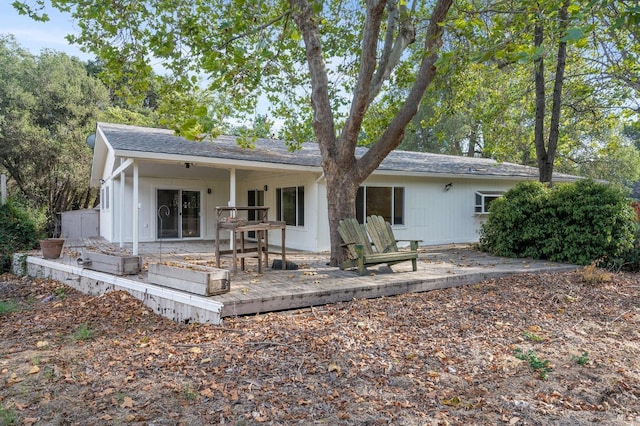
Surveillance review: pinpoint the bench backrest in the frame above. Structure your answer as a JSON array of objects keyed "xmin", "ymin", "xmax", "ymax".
[
  {"xmin": 338, "ymin": 217, "xmax": 375, "ymax": 258},
  {"xmin": 366, "ymin": 215, "xmax": 399, "ymax": 254}
]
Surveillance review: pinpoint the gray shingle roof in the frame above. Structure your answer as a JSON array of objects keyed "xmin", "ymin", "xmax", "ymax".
[{"xmin": 98, "ymin": 122, "xmax": 577, "ymax": 180}]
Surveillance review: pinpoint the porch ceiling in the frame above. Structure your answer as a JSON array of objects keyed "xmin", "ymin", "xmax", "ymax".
[{"xmin": 116, "ymin": 160, "xmax": 231, "ymax": 179}]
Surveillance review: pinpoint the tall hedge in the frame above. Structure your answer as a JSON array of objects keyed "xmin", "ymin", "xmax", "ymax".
[
  {"xmin": 0, "ymin": 201, "xmax": 45, "ymax": 272},
  {"xmin": 478, "ymin": 179, "xmax": 636, "ymax": 266}
]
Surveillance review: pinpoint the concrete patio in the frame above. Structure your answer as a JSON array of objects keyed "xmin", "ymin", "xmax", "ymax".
[{"xmin": 19, "ymin": 239, "xmax": 579, "ymax": 325}]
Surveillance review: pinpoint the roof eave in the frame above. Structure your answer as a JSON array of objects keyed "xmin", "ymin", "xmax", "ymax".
[{"xmin": 112, "ymin": 149, "xmax": 324, "ymax": 173}]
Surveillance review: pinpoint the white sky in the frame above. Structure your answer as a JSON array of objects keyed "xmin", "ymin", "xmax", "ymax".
[{"xmin": 0, "ymin": 2, "xmax": 93, "ymax": 61}]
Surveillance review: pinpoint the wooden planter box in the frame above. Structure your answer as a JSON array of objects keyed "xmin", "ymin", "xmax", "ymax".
[
  {"xmin": 79, "ymin": 249, "xmax": 142, "ymax": 276},
  {"xmin": 148, "ymin": 262, "xmax": 230, "ymax": 296}
]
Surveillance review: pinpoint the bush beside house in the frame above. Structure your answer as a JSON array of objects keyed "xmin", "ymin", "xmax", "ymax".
[
  {"xmin": 479, "ymin": 179, "xmax": 638, "ymax": 269},
  {"xmin": 0, "ymin": 201, "xmax": 45, "ymax": 272}
]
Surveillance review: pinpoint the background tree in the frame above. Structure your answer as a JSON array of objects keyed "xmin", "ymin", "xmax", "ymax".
[
  {"xmin": 15, "ymin": 0, "xmax": 454, "ymax": 265},
  {"xmin": 0, "ymin": 35, "xmax": 109, "ymax": 235},
  {"xmin": 400, "ymin": 0, "xmax": 640, "ymax": 188}
]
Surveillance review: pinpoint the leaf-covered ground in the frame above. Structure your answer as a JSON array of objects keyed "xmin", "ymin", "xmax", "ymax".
[{"xmin": 1, "ymin": 269, "xmax": 639, "ymax": 425}]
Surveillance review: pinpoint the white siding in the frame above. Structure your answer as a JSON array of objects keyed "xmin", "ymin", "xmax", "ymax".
[
  {"xmin": 360, "ymin": 175, "xmax": 528, "ymax": 246},
  {"xmin": 240, "ymin": 171, "xmax": 323, "ymax": 251},
  {"xmin": 98, "ymin": 158, "xmax": 531, "ymax": 251},
  {"xmin": 105, "ymin": 175, "xmax": 229, "ymax": 243},
  {"xmin": 98, "ymin": 148, "xmax": 116, "ymax": 241}
]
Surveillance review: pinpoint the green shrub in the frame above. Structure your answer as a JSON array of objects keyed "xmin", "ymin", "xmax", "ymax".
[
  {"xmin": 479, "ymin": 179, "xmax": 636, "ymax": 267},
  {"xmin": 0, "ymin": 200, "xmax": 46, "ymax": 272},
  {"xmin": 618, "ymin": 222, "xmax": 640, "ymax": 271},
  {"xmin": 543, "ymin": 180, "xmax": 635, "ymax": 266},
  {"xmin": 478, "ymin": 181, "xmax": 549, "ymax": 258}
]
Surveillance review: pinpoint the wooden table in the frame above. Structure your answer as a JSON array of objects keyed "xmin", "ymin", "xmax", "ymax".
[{"xmin": 215, "ymin": 207, "xmax": 286, "ymax": 274}]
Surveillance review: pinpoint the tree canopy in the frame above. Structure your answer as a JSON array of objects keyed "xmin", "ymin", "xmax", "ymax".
[
  {"xmin": 400, "ymin": 0, "xmax": 640, "ymax": 187},
  {"xmin": 0, "ymin": 35, "xmax": 109, "ymax": 234}
]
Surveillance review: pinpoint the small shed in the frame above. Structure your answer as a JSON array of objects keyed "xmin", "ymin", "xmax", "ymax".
[{"xmin": 61, "ymin": 209, "xmax": 100, "ymax": 240}]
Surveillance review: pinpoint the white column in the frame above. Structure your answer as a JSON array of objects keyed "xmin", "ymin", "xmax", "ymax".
[
  {"xmin": 119, "ymin": 170, "xmax": 125, "ymax": 248},
  {"xmin": 132, "ymin": 160, "xmax": 139, "ymax": 255},
  {"xmin": 228, "ymin": 168, "xmax": 236, "ymax": 209},
  {"xmin": 228, "ymin": 168, "xmax": 236, "ymax": 249}
]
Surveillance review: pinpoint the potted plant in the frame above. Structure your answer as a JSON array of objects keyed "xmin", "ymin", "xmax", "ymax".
[{"xmin": 39, "ymin": 238, "xmax": 65, "ymax": 259}]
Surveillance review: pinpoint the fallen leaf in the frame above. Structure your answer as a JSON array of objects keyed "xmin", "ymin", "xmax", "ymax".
[
  {"xmin": 328, "ymin": 361, "xmax": 341, "ymax": 375},
  {"xmin": 120, "ymin": 396, "xmax": 134, "ymax": 409},
  {"xmin": 36, "ymin": 341, "xmax": 49, "ymax": 348},
  {"xmin": 98, "ymin": 388, "xmax": 115, "ymax": 397},
  {"xmin": 13, "ymin": 402, "xmax": 27, "ymax": 411},
  {"xmin": 442, "ymin": 396, "xmax": 461, "ymax": 406},
  {"xmin": 28, "ymin": 365, "xmax": 40, "ymax": 374},
  {"xmin": 200, "ymin": 388, "xmax": 214, "ymax": 398}
]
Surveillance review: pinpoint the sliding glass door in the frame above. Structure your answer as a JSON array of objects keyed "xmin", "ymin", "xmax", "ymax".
[{"xmin": 157, "ymin": 189, "xmax": 201, "ymax": 239}]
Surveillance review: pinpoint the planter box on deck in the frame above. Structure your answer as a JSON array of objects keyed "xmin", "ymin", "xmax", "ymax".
[
  {"xmin": 148, "ymin": 262, "xmax": 230, "ymax": 296},
  {"xmin": 79, "ymin": 249, "xmax": 142, "ymax": 275}
]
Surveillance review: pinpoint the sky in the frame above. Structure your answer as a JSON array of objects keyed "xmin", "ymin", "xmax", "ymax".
[
  {"xmin": 0, "ymin": 2, "xmax": 92, "ymax": 61},
  {"xmin": 0, "ymin": 2, "xmax": 279, "ymax": 129}
]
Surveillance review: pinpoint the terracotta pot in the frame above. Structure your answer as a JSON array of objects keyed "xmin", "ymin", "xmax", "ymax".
[{"xmin": 40, "ymin": 238, "xmax": 65, "ymax": 259}]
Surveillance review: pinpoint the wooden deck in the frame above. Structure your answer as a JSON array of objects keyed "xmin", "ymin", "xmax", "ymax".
[{"xmin": 20, "ymin": 240, "xmax": 578, "ymax": 325}]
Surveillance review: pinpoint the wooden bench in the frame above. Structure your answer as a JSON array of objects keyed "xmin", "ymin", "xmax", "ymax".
[{"xmin": 338, "ymin": 215, "xmax": 421, "ymax": 275}]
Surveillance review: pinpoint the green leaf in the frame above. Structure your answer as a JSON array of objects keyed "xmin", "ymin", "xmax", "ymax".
[{"xmin": 560, "ymin": 28, "xmax": 584, "ymax": 42}]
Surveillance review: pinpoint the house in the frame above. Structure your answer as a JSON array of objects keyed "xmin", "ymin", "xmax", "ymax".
[{"xmin": 90, "ymin": 122, "xmax": 577, "ymax": 255}]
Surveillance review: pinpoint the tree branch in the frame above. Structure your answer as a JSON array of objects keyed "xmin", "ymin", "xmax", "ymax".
[
  {"xmin": 358, "ymin": 0, "xmax": 453, "ymax": 177},
  {"xmin": 290, "ymin": 0, "xmax": 337, "ymax": 163},
  {"xmin": 368, "ymin": 0, "xmax": 417, "ymax": 103},
  {"xmin": 339, "ymin": 0, "xmax": 387, "ymax": 160},
  {"xmin": 219, "ymin": 10, "xmax": 293, "ymax": 48}
]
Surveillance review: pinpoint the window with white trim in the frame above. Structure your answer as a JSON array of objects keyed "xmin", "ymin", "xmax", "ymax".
[
  {"xmin": 276, "ymin": 186, "xmax": 305, "ymax": 226},
  {"xmin": 356, "ymin": 186, "xmax": 405, "ymax": 225},
  {"xmin": 475, "ymin": 191, "xmax": 503, "ymax": 214},
  {"xmin": 101, "ymin": 185, "xmax": 110, "ymax": 211}
]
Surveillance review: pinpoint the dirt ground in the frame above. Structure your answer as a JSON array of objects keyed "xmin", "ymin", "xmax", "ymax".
[{"xmin": 1, "ymin": 267, "xmax": 639, "ymax": 425}]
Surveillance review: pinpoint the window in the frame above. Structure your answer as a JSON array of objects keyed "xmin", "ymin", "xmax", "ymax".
[
  {"xmin": 101, "ymin": 185, "xmax": 110, "ymax": 211},
  {"xmin": 276, "ymin": 186, "xmax": 305, "ymax": 226},
  {"xmin": 356, "ymin": 186, "xmax": 405, "ymax": 225},
  {"xmin": 475, "ymin": 191, "xmax": 503, "ymax": 214}
]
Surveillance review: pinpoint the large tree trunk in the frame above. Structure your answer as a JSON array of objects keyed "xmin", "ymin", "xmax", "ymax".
[
  {"xmin": 325, "ymin": 166, "xmax": 362, "ymax": 267},
  {"xmin": 546, "ymin": 1, "xmax": 569, "ymax": 184},
  {"xmin": 533, "ymin": 22, "xmax": 549, "ymax": 183},
  {"xmin": 534, "ymin": 0, "xmax": 569, "ymax": 184},
  {"xmin": 292, "ymin": 0, "xmax": 453, "ymax": 266},
  {"xmin": 467, "ymin": 123, "xmax": 479, "ymax": 157}
]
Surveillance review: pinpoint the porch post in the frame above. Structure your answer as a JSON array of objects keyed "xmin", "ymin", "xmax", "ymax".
[
  {"xmin": 229, "ymin": 167, "xmax": 236, "ymax": 250},
  {"xmin": 229, "ymin": 167, "xmax": 236, "ymax": 208},
  {"xmin": 119, "ymin": 169, "xmax": 125, "ymax": 248},
  {"xmin": 132, "ymin": 160, "xmax": 139, "ymax": 255}
]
